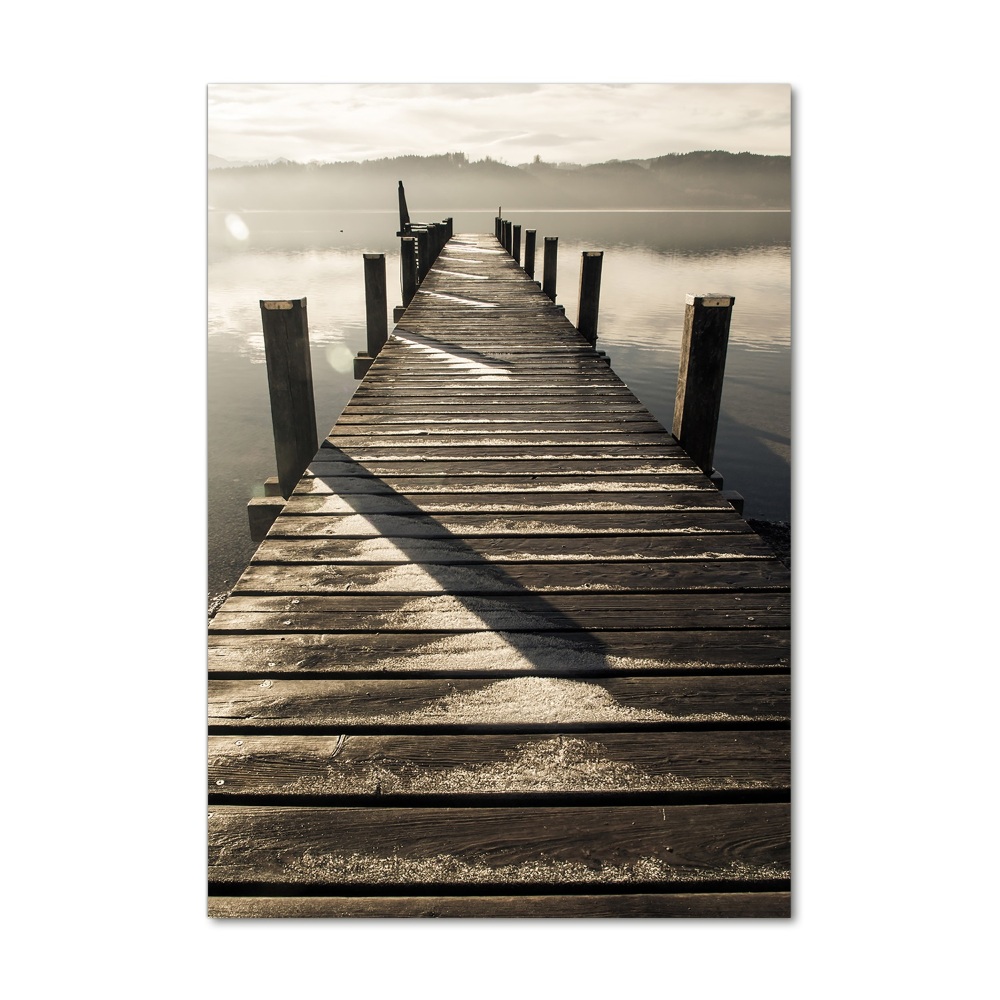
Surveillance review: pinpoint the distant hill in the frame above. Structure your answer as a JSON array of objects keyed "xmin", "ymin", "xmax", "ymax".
[{"xmin": 207, "ymin": 151, "xmax": 790, "ymax": 211}]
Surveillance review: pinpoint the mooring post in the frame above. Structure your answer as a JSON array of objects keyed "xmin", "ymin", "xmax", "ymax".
[
  {"xmin": 400, "ymin": 236, "xmax": 417, "ymax": 307},
  {"xmin": 543, "ymin": 237, "xmax": 558, "ymax": 301},
  {"xmin": 355, "ymin": 253, "xmax": 388, "ymax": 379},
  {"xmin": 671, "ymin": 294, "xmax": 735, "ymax": 475},
  {"xmin": 259, "ymin": 297, "xmax": 318, "ymax": 500},
  {"xmin": 364, "ymin": 253, "xmax": 388, "ymax": 356},
  {"xmin": 503, "ymin": 220, "xmax": 512, "ymax": 254},
  {"xmin": 513, "ymin": 224, "xmax": 522, "ymax": 264},
  {"xmin": 445, "ymin": 217, "xmax": 453, "ymax": 240},
  {"xmin": 577, "ymin": 251, "xmax": 604, "ymax": 345},
  {"xmin": 397, "ymin": 180, "xmax": 410, "ymax": 233},
  {"xmin": 525, "ymin": 230, "xmax": 537, "ymax": 278}
]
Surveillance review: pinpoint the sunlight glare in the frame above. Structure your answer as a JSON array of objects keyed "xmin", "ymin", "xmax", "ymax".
[
  {"xmin": 225, "ymin": 213, "xmax": 250, "ymax": 241},
  {"xmin": 325, "ymin": 343, "xmax": 355, "ymax": 373}
]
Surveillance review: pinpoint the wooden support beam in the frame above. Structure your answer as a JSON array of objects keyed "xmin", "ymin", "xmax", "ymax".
[
  {"xmin": 416, "ymin": 228, "xmax": 430, "ymax": 280},
  {"xmin": 543, "ymin": 237, "xmax": 558, "ymax": 301},
  {"xmin": 400, "ymin": 236, "xmax": 417, "ymax": 306},
  {"xmin": 259, "ymin": 298, "xmax": 318, "ymax": 500},
  {"xmin": 577, "ymin": 251, "xmax": 603, "ymax": 345},
  {"xmin": 524, "ymin": 230, "xmax": 536, "ymax": 278},
  {"xmin": 247, "ymin": 496, "xmax": 285, "ymax": 542},
  {"xmin": 363, "ymin": 253, "xmax": 388, "ymax": 358},
  {"xmin": 513, "ymin": 224, "xmax": 522, "ymax": 264},
  {"xmin": 671, "ymin": 294, "xmax": 735, "ymax": 475}
]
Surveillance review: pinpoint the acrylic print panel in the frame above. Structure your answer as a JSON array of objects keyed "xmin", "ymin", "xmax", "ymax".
[{"xmin": 207, "ymin": 83, "xmax": 791, "ymax": 917}]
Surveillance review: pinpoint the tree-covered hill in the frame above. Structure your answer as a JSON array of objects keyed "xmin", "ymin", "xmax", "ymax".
[{"xmin": 207, "ymin": 151, "xmax": 790, "ymax": 211}]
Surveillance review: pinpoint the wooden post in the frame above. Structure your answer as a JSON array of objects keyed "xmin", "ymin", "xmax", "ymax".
[
  {"xmin": 397, "ymin": 180, "xmax": 410, "ymax": 233},
  {"xmin": 671, "ymin": 294, "xmax": 735, "ymax": 475},
  {"xmin": 495, "ymin": 217, "xmax": 500, "ymax": 239},
  {"xmin": 427, "ymin": 223, "xmax": 439, "ymax": 263},
  {"xmin": 445, "ymin": 217, "xmax": 453, "ymax": 240},
  {"xmin": 401, "ymin": 236, "xmax": 417, "ymax": 306},
  {"xmin": 503, "ymin": 220, "xmax": 511, "ymax": 253},
  {"xmin": 416, "ymin": 228, "xmax": 430, "ymax": 280},
  {"xmin": 525, "ymin": 230, "xmax": 537, "ymax": 278},
  {"xmin": 259, "ymin": 298, "xmax": 318, "ymax": 500},
  {"xmin": 543, "ymin": 237, "xmax": 558, "ymax": 301},
  {"xmin": 577, "ymin": 251, "xmax": 603, "ymax": 345},
  {"xmin": 513, "ymin": 224, "xmax": 521, "ymax": 264},
  {"xmin": 364, "ymin": 253, "xmax": 388, "ymax": 357}
]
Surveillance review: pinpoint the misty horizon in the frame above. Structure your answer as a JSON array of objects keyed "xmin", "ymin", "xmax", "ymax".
[
  {"xmin": 207, "ymin": 150, "xmax": 790, "ymax": 213},
  {"xmin": 209, "ymin": 148, "xmax": 789, "ymax": 171}
]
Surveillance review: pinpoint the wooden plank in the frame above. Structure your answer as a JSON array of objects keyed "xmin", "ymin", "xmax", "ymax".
[
  {"xmin": 328, "ymin": 436, "xmax": 675, "ymax": 449},
  {"xmin": 210, "ymin": 591, "xmax": 790, "ymax": 635},
  {"xmin": 209, "ymin": 674, "xmax": 789, "ymax": 731},
  {"xmin": 250, "ymin": 533, "xmax": 778, "ymax": 564},
  {"xmin": 231, "ymin": 559, "xmax": 790, "ymax": 596},
  {"xmin": 208, "ymin": 803, "xmax": 790, "ymax": 887},
  {"xmin": 302, "ymin": 458, "xmax": 703, "ymax": 477},
  {"xmin": 208, "ymin": 731, "xmax": 790, "ymax": 796},
  {"xmin": 207, "ymin": 629, "xmax": 791, "ymax": 676},
  {"xmin": 328, "ymin": 421, "xmax": 667, "ymax": 435},
  {"xmin": 320, "ymin": 446, "xmax": 689, "ymax": 460},
  {"xmin": 266, "ymin": 511, "xmax": 756, "ymax": 538},
  {"xmin": 208, "ymin": 891, "xmax": 791, "ymax": 918},
  {"xmin": 280, "ymin": 491, "xmax": 737, "ymax": 516},
  {"xmin": 293, "ymin": 474, "xmax": 712, "ymax": 495}
]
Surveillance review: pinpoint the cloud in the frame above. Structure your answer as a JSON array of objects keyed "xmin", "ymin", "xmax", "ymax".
[{"xmin": 208, "ymin": 83, "xmax": 791, "ymax": 165}]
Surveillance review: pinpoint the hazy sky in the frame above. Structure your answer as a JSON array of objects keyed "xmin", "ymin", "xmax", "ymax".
[{"xmin": 208, "ymin": 83, "xmax": 790, "ymax": 165}]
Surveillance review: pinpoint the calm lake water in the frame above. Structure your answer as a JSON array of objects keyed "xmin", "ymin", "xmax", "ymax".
[{"xmin": 208, "ymin": 209, "xmax": 791, "ymax": 604}]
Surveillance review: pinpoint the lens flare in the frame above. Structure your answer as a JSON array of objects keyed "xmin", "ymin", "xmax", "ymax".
[
  {"xmin": 325, "ymin": 344, "xmax": 354, "ymax": 373},
  {"xmin": 225, "ymin": 213, "xmax": 249, "ymax": 241}
]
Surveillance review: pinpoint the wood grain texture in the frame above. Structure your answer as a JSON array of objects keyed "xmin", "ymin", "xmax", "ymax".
[
  {"xmin": 208, "ymin": 675, "xmax": 790, "ymax": 729},
  {"xmin": 208, "ymin": 731, "xmax": 790, "ymax": 796},
  {"xmin": 208, "ymin": 803, "xmax": 790, "ymax": 887},
  {"xmin": 208, "ymin": 628, "xmax": 791, "ymax": 676}
]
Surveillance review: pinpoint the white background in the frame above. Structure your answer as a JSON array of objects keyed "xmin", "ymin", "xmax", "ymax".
[{"xmin": 5, "ymin": 2, "xmax": 994, "ymax": 996}]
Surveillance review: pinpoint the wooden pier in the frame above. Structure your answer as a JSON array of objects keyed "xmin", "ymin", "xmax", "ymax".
[{"xmin": 208, "ymin": 228, "xmax": 791, "ymax": 917}]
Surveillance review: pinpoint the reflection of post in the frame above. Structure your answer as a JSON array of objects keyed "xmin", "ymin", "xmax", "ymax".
[
  {"xmin": 577, "ymin": 251, "xmax": 603, "ymax": 345},
  {"xmin": 672, "ymin": 294, "xmax": 735, "ymax": 475},
  {"xmin": 259, "ymin": 298, "xmax": 317, "ymax": 499},
  {"xmin": 524, "ymin": 230, "xmax": 537, "ymax": 278},
  {"xmin": 543, "ymin": 237, "xmax": 558, "ymax": 301},
  {"xmin": 513, "ymin": 224, "xmax": 521, "ymax": 264}
]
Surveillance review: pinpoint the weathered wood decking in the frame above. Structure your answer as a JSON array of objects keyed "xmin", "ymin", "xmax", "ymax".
[{"xmin": 208, "ymin": 233, "xmax": 791, "ymax": 917}]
